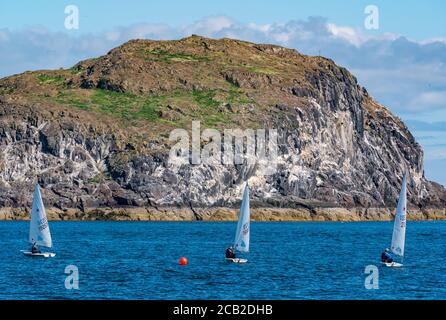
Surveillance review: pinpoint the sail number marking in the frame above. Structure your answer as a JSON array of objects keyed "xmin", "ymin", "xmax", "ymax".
[
  {"xmin": 242, "ymin": 223, "xmax": 249, "ymax": 235},
  {"xmin": 38, "ymin": 217, "xmax": 49, "ymax": 231}
]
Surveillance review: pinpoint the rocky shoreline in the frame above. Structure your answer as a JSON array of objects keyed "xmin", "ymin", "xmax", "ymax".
[{"xmin": 1, "ymin": 206, "xmax": 445, "ymax": 222}]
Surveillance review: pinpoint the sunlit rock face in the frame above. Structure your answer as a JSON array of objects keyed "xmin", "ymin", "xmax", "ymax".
[{"xmin": 0, "ymin": 36, "xmax": 444, "ymax": 214}]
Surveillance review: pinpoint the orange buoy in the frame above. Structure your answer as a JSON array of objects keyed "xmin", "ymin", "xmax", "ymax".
[{"xmin": 179, "ymin": 257, "xmax": 188, "ymax": 266}]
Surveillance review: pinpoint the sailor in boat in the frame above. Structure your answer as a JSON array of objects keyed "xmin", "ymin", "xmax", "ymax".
[
  {"xmin": 226, "ymin": 246, "xmax": 236, "ymax": 259},
  {"xmin": 381, "ymin": 248, "xmax": 393, "ymax": 263},
  {"xmin": 31, "ymin": 240, "xmax": 41, "ymax": 254}
]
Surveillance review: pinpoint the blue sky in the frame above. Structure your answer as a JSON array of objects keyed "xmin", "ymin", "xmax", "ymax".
[
  {"xmin": 1, "ymin": 0, "xmax": 445, "ymax": 40},
  {"xmin": 0, "ymin": 0, "xmax": 445, "ymax": 185}
]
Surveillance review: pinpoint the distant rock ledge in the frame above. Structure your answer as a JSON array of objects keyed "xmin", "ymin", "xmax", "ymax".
[{"xmin": 1, "ymin": 207, "xmax": 445, "ymax": 222}]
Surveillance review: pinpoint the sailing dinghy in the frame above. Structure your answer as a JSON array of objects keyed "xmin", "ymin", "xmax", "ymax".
[
  {"xmin": 383, "ymin": 174, "xmax": 407, "ymax": 268},
  {"xmin": 226, "ymin": 182, "xmax": 250, "ymax": 264},
  {"xmin": 21, "ymin": 184, "xmax": 56, "ymax": 258}
]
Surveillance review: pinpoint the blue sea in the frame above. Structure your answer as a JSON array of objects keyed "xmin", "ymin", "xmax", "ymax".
[{"xmin": 0, "ymin": 221, "xmax": 445, "ymax": 300}]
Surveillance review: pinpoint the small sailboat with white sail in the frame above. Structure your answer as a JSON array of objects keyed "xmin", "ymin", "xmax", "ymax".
[
  {"xmin": 226, "ymin": 182, "xmax": 250, "ymax": 264},
  {"xmin": 381, "ymin": 174, "xmax": 407, "ymax": 268},
  {"xmin": 21, "ymin": 184, "xmax": 56, "ymax": 258}
]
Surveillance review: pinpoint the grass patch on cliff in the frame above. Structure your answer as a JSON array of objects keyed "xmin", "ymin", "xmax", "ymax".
[
  {"xmin": 241, "ymin": 64, "xmax": 278, "ymax": 75},
  {"xmin": 226, "ymin": 85, "xmax": 254, "ymax": 105},
  {"xmin": 44, "ymin": 89, "xmax": 157, "ymax": 121},
  {"xmin": 133, "ymin": 100, "xmax": 160, "ymax": 121},
  {"xmin": 0, "ymin": 86, "xmax": 14, "ymax": 95},
  {"xmin": 37, "ymin": 74, "xmax": 64, "ymax": 85},
  {"xmin": 69, "ymin": 67, "xmax": 84, "ymax": 76},
  {"xmin": 192, "ymin": 90, "xmax": 220, "ymax": 109},
  {"xmin": 138, "ymin": 89, "xmax": 228, "ymax": 126},
  {"xmin": 90, "ymin": 89, "xmax": 141, "ymax": 119},
  {"xmin": 53, "ymin": 92, "xmax": 90, "ymax": 110},
  {"xmin": 192, "ymin": 90, "xmax": 230, "ymax": 127},
  {"xmin": 32, "ymin": 86, "xmax": 245, "ymax": 128}
]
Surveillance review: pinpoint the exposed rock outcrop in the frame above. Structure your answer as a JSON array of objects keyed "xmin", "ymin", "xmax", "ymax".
[{"xmin": 0, "ymin": 35, "xmax": 445, "ymax": 220}]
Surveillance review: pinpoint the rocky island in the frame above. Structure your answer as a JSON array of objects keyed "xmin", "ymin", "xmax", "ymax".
[{"xmin": 0, "ymin": 35, "xmax": 445, "ymax": 221}]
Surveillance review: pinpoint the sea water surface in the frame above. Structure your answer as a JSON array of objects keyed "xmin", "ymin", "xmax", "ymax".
[{"xmin": 1, "ymin": 221, "xmax": 445, "ymax": 300}]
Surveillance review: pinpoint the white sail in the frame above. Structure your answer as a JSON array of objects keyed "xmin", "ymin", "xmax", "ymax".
[
  {"xmin": 390, "ymin": 174, "xmax": 407, "ymax": 257},
  {"xmin": 29, "ymin": 184, "xmax": 52, "ymax": 248},
  {"xmin": 234, "ymin": 183, "xmax": 250, "ymax": 253}
]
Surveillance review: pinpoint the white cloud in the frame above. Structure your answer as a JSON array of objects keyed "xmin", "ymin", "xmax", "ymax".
[
  {"xmin": 424, "ymin": 147, "xmax": 446, "ymax": 161},
  {"xmin": 105, "ymin": 31, "xmax": 121, "ymax": 42},
  {"xmin": 420, "ymin": 37, "xmax": 446, "ymax": 45},
  {"xmin": 0, "ymin": 30, "xmax": 9, "ymax": 42},
  {"xmin": 410, "ymin": 91, "xmax": 446, "ymax": 111},
  {"xmin": 352, "ymin": 64, "xmax": 446, "ymax": 113},
  {"xmin": 327, "ymin": 23, "xmax": 365, "ymax": 47},
  {"xmin": 246, "ymin": 23, "xmax": 272, "ymax": 33},
  {"xmin": 182, "ymin": 16, "xmax": 234, "ymax": 36},
  {"xmin": 121, "ymin": 23, "xmax": 175, "ymax": 40}
]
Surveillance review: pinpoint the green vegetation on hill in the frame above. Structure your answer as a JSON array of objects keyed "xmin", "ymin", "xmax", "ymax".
[
  {"xmin": 27, "ymin": 84, "xmax": 256, "ymax": 129},
  {"xmin": 48, "ymin": 89, "xmax": 160, "ymax": 121},
  {"xmin": 0, "ymin": 86, "xmax": 14, "ymax": 95},
  {"xmin": 227, "ymin": 85, "xmax": 253, "ymax": 105},
  {"xmin": 37, "ymin": 74, "xmax": 64, "ymax": 85},
  {"xmin": 240, "ymin": 63, "xmax": 279, "ymax": 75}
]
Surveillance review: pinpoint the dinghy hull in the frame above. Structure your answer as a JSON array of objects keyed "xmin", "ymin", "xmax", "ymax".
[
  {"xmin": 225, "ymin": 258, "xmax": 248, "ymax": 264},
  {"xmin": 22, "ymin": 251, "xmax": 56, "ymax": 258},
  {"xmin": 383, "ymin": 262, "xmax": 403, "ymax": 268}
]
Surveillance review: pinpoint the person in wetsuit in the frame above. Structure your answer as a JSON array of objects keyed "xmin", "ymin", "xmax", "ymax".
[
  {"xmin": 226, "ymin": 245, "xmax": 236, "ymax": 259},
  {"xmin": 31, "ymin": 240, "xmax": 41, "ymax": 254},
  {"xmin": 381, "ymin": 248, "xmax": 393, "ymax": 263}
]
